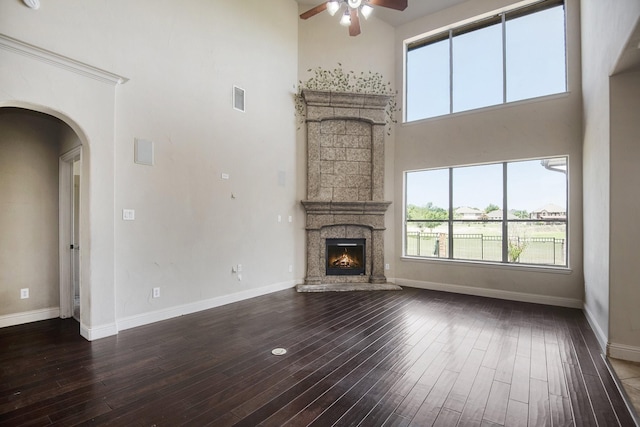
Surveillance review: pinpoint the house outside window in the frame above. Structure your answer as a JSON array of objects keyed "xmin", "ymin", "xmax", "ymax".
[
  {"xmin": 405, "ymin": 0, "xmax": 567, "ymax": 122},
  {"xmin": 404, "ymin": 157, "xmax": 568, "ymax": 267}
]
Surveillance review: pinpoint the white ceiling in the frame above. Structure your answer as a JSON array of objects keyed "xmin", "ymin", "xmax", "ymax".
[{"xmin": 296, "ymin": 0, "xmax": 467, "ymax": 27}]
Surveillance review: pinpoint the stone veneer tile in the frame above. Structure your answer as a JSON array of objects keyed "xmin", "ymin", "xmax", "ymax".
[
  {"xmin": 307, "ymin": 106, "xmax": 334, "ymax": 121},
  {"xmin": 346, "ymin": 148, "xmax": 371, "ymax": 162},
  {"xmin": 318, "ymin": 187, "xmax": 333, "ymax": 200},
  {"xmin": 334, "ymin": 161, "xmax": 363, "ymax": 176},
  {"xmin": 358, "ymin": 189, "xmax": 371, "ymax": 200},
  {"xmin": 359, "ymin": 108, "xmax": 386, "ymax": 124},
  {"xmin": 334, "ymin": 107, "xmax": 361, "ymax": 119},
  {"xmin": 333, "ymin": 188, "xmax": 359, "ymax": 201},
  {"xmin": 321, "ymin": 147, "xmax": 346, "ymax": 161},
  {"xmin": 319, "ymin": 133, "xmax": 336, "ymax": 147},
  {"xmin": 321, "ymin": 120, "xmax": 346, "ymax": 135},
  {"xmin": 358, "ymin": 163, "xmax": 372, "ymax": 176},
  {"xmin": 346, "ymin": 120, "xmax": 372, "ymax": 136},
  {"xmin": 320, "ymin": 161, "xmax": 334, "ymax": 174}
]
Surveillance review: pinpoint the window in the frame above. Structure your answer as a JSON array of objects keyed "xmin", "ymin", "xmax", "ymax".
[
  {"xmin": 405, "ymin": 157, "xmax": 568, "ymax": 267},
  {"xmin": 405, "ymin": 0, "xmax": 566, "ymax": 122}
]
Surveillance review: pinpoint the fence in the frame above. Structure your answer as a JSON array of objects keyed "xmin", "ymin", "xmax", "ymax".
[{"xmin": 405, "ymin": 232, "xmax": 565, "ymax": 266}]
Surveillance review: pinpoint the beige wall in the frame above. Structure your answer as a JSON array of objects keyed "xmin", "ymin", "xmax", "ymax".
[
  {"xmin": 581, "ymin": 0, "xmax": 640, "ymax": 352},
  {"xmin": 0, "ymin": 109, "xmax": 62, "ymax": 316},
  {"xmin": 610, "ymin": 69, "xmax": 640, "ymax": 359},
  {"xmin": 390, "ymin": 0, "xmax": 584, "ymax": 305}
]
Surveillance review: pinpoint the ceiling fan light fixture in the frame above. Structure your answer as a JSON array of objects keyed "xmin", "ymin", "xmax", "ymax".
[
  {"xmin": 347, "ymin": 0, "xmax": 362, "ymax": 9},
  {"xmin": 326, "ymin": 0, "xmax": 340, "ymax": 16},
  {"xmin": 340, "ymin": 9, "xmax": 351, "ymax": 26},
  {"xmin": 361, "ymin": 4, "xmax": 373, "ymax": 19}
]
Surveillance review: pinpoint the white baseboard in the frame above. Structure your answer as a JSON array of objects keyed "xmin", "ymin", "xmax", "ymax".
[
  {"xmin": 0, "ymin": 307, "xmax": 60, "ymax": 328},
  {"xmin": 117, "ymin": 280, "xmax": 297, "ymax": 332},
  {"xmin": 80, "ymin": 322, "xmax": 118, "ymax": 341},
  {"xmin": 396, "ymin": 278, "xmax": 583, "ymax": 309},
  {"xmin": 583, "ymin": 304, "xmax": 608, "ymax": 352},
  {"xmin": 608, "ymin": 342, "xmax": 640, "ymax": 363}
]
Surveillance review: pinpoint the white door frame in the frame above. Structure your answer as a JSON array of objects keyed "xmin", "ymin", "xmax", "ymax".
[{"xmin": 59, "ymin": 146, "xmax": 81, "ymax": 319}]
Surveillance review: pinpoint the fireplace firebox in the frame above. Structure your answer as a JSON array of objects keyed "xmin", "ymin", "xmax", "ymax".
[{"xmin": 326, "ymin": 239, "xmax": 365, "ymax": 276}]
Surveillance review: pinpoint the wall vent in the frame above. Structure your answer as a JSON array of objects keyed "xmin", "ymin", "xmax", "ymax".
[
  {"xmin": 233, "ymin": 86, "xmax": 245, "ymax": 112},
  {"xmin": 134, "ymin": 138, "xmax": 154, "ymax": 166}
]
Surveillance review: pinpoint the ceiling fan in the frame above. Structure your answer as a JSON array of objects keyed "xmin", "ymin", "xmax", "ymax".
[{"xmin": 300, "ymin": 0, "xmax": 408, "ymax": 37}]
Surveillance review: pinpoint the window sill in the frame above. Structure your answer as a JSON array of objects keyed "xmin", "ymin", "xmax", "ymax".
[
  {"xmin": 403, "ymin": 91, "xmax": 571, "ymax": 126},
  {"xmin": 401, "ymin": 255, "xmax": 572, "ymax": 275}
]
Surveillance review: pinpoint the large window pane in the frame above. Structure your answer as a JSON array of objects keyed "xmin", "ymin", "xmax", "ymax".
[
  {"xmin": 404, "ymin": 156, "xmax": 568, "ymax": 267},
  {"xmin": 506, "ymin": 5, "xmax": 566, "ymax": 102},
  {"xmin": 453, "ymin": 164, "xmax": 502, "ymax": 215},
  {"xmin": 406, "ymin": 169, "xmax": 449, "ymax": 257},
  {"xmin": 406, "ymin": 40, "xmax": 450, "ymax": 121},
  {"xmin": 452, "ymin": 23, "xmax": 503, "ymax": 113}
]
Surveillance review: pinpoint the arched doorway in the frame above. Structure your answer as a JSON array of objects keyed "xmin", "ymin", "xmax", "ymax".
[{"xmin": 0, "ymin": 107, "xmax": 84, "ymax": 330}]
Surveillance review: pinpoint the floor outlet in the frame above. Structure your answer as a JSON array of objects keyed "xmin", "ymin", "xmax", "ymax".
[{"xmin": 152, "ymin": 287, "xmax": 160, "ymax": 298}]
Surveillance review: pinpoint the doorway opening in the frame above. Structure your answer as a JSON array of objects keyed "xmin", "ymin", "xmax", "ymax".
[{"xmin": 59, "ymin": 147, "xmax": 82, "ymax": 321}]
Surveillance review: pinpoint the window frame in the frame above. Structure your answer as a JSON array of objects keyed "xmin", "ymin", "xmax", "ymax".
[
  {"xmin": 403, "ymin": 0, "xmax": 566, "ymax": 123},
  {"xmin": 403, "ymin": 156, "xmax": 569, "ymax": 269}
]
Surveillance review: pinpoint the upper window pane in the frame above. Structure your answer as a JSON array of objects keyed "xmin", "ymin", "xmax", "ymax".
[
  {"xmin": 506, "ymin": 5, "xmax": 566, "ymax": 102},
  {"xmin": 452, "ymin": 23, "xmax": 503, "ymax": 113},
  {"xmin": 406, "ymin": 40, "xmax": 450, "ymax": 121}
]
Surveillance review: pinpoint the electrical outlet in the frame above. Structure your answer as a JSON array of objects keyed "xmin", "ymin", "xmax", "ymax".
[
  {"xmin": 20, "ymin": 288, "xmax": 29, "ymax": 299},
  {"xmin": 385, "ymin": 263, "xmax": 390, "ymax": 270},
  {"xmin": 123, "ymin": 209, "xmax": 135, "ymax": 220},
  {"xmin": 152, "ymin": 287, "xmax": 160, "ymax": 298}
]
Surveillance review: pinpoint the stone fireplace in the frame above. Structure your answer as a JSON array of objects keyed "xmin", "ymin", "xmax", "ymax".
[{"xmin": 297, "ymin": 89, "xmax": 400, "ymax": 292}]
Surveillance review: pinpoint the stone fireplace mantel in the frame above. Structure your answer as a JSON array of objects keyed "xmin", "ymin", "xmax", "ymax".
[{"xmin": 297, "ymin": 89, "xmax": 400, "ymax": 292}]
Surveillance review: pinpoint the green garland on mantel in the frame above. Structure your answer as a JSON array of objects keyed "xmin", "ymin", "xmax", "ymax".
[{"xmin": 295, "ymin": 64, "xmax": 399, "ymax": 135}]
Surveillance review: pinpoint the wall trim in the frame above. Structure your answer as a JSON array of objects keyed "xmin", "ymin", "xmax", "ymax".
[
  {"xmin": 0, "ymin": 33, "xmax": 128, "ymax": 85},
  {"xmin": 396, "ymin": 278, "xmax": 583, "ymax": 308},
  {"xmin": 583, "ymin": 303, "xmax": 608, "ymax": 352},
  {"xmin": 117, "ymin": 280, "xmax": 297, "ymax": 333},
  {"xmin": 0, "ymin": 307, "xmax": 60, "ymax": 328},
  {"xmin": 608, "ymin": 342, "xmax": 640, "ymax": 363},
  {"xmin": 80, "ymin": 322, "xmax": 118, "ymax": 341}
]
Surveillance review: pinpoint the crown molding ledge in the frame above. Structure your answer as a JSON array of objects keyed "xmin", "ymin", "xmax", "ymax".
[{"xmin": 0, "ymin": 33, "xmax": 129, "ymax": 86}]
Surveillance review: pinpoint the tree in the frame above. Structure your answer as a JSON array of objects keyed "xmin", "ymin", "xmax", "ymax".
[
  {"xmin": 407, "ymin": 203, "xmax": 448, "ymax": 230},
  {"xmin": 485, "ymin": 203, "xmax": 500, "ymax": 213}
]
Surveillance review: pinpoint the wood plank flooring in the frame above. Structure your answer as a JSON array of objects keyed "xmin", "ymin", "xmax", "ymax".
[{"xmin": 0, "ymin": 287, "xmax": 635, "ymax": 426}]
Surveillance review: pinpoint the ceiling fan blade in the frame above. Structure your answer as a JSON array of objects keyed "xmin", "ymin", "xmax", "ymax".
[
  {"xmin": 349, "ymin": 8, "xmax": 361, "ymax": 36},
  {"xmin": 368, "ymin": 0, "xmax": 408, "ymax": 11},
  {"xmin": 300, "ymin": 2, "xmax": 328, "ymax": 19}
]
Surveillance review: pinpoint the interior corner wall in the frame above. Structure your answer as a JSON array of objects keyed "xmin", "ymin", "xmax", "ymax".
[
  {"xmin": 0, "ymin": 109, "xmax": 62, "ymax": 317},
  {"xmin": 297, "ymin": 4, "xmax": 397, "ymax": 277},
  {"xmin": 390, "ymin": 0, "xmax": 584, "ymax": 306},
  {"xmin": 580, "ymin": 0, "xmax": 640, "ymax": 350},
  {"xmin": 609, "ymin": 69, "xmax": 640, "ymax": 361}
]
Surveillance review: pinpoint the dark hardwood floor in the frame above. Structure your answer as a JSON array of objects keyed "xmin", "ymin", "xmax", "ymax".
[{"xmin": 0, "ymin": 287, "xmax": 635, "ymax": 426}]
